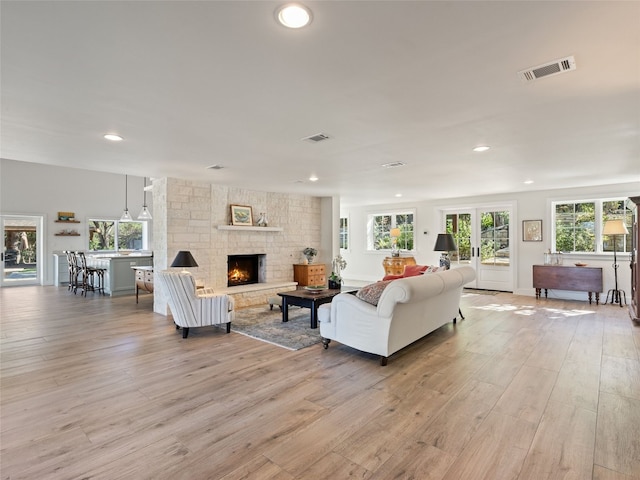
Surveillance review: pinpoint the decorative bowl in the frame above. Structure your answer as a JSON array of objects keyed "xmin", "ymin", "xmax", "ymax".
[
  {"xmin": 574, "ymin": 262, "xmax": 587, "ymax": 267},
  {"xmin": 304, "ymin": 285, "xmax": 327, "ymax": 293}
]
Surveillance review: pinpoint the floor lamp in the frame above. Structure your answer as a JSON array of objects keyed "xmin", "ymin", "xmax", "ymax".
[{"xmin": 603, "ymin": 219, "xmax": 628, "ymax": 307}]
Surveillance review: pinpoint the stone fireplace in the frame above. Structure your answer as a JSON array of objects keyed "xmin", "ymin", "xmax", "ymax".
[{"xmin": 227, "ymin": 254, "xmax": 266, "ymax": 287}]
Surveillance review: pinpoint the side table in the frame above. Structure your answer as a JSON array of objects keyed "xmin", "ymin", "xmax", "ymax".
[{"xmin": 382, "ymin": 256, "xmax": 416, "ymax": 276}]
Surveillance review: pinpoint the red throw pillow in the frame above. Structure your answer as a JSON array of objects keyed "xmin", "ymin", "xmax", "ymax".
[
  {"xmin": 382, "ymin": 274, "xmax": 403, "ymax": 281},
  {"xmin": 402, "ymin": 264, "xmax": 429, "ymax": 277}
]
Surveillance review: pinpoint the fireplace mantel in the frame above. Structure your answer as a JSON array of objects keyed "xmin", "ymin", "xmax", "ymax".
[{"xmin": 217, "ymin": 225, "xmax": 283, "ymax": 232}]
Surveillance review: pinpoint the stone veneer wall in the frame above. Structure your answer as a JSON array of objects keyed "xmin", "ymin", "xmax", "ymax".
[{"xmin": 153, "ymin": 178, "xmax": 323, "ymax": 314}]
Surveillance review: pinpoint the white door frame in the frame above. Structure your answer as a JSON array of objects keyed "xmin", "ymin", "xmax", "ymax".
[
  {"xmin": 1, "ymin": 214, "xmax": 44, "ymax": 287},
  {"xmin": 440, "ymin": 203, "xmax": 516, "ymax": 292}
]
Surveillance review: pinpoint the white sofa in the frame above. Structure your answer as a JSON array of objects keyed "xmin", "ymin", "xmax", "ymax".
[{"xmin": 317, "ymin": 266, "xmax": 476, "ymax": 365}]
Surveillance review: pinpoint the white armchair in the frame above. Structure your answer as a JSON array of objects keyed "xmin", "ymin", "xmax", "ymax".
[{"xmin": 157, "ymin": 270, "xmax": 235, "ymax": 338}]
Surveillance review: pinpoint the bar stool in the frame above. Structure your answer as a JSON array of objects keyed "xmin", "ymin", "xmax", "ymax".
[
  {"xmin": 76, "ymin": 251, "xmax": 106, "ymax": 296},
  {"xmin": 63, "ymin": 250, "xmax": 81, "ymax": 293}
]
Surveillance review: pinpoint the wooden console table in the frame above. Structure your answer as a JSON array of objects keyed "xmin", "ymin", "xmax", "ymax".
[
  {"xmin": 382, "ymin": 256, "xmax": 416, "ymax": 276},
  {"xmin": 533, "ymin": 265, "xmax": 603, "ymax": 304}
]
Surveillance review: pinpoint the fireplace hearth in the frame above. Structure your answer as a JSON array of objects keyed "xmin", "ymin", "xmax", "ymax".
[{"xmin": 228, "ymin": 254, "xmax": 266, "ymax": 287}]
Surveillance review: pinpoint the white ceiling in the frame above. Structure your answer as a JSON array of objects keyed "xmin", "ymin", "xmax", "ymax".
[{"xmin": 1, "ymin": 1, "xmax": 639, "ymax": 206}]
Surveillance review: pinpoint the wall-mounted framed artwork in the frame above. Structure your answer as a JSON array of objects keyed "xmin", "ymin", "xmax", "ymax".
[
  {"xmin": 230, "ymin": 205, "xmax": 253, "ymax": 226},
  {"xmin": 523, "ymin": 219, "xmax": 542, "ymax": 242}
]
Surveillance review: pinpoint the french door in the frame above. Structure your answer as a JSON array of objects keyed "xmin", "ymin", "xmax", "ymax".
[
  {"xmin": 443, "ymin": 206, "xmax": 513, "ymax": 291},
  {"xmin": 1, "ymin": 215, "xmax": 43, "ymax": 287}
]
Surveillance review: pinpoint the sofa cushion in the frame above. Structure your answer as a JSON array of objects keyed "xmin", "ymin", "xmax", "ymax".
[
  {"xmin": 356, "ymin": 280, "xmax": 394, "ymax": 306},
  {"xmin": 403, "ymin": 264, "xmax": 429, "ymax": 277}
]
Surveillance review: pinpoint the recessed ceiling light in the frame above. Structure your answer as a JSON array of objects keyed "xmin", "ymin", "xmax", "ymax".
[
  {"xmin": 207, "ymin": 164, "xmax": 224, "ymax": 170},
  {"xmin": 276, "ymin": 3, "xmax": 312, "ymax": 28},
  {"xmin": 395, "ymin": 193, "xmax": 403, "ymax": 198},
  {"xmin": 104, "ymin": 134, "xmax": 123, "ymax": 141},
  {"xmin": 309, "ymin": 175, "xmax": 318, "ymax": 182},
  {"xmin": 473, "ymin": 145, "xmax": 490, "ymax": 152},
  {"xmin": 381, "ymin": 161, "xmax": 405, "ymax": 168},
  {"xmin": 524, "ymin": 179, "xmax": 534, "ymax": 184}
]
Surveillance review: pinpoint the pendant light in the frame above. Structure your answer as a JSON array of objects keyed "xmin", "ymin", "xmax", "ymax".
[
  {"xmin": 120, "ymin": 175, "xmax": 132, "ymax": 221},
  {"xmin": 137, "ymin": 177, "xmax": 152, "ymax": 220}
]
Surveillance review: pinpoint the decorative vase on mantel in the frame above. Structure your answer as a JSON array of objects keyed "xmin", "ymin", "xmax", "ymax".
[{"xmin": 257, "ymin": 212, "xmax": 268, "ymax": 227}]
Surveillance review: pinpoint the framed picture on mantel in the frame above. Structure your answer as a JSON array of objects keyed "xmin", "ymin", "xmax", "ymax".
[
  {"xmin": 230, "ymin": 205, "xmax": 253, "ymax": 226},
  {"xmin": 523, "ymin": 219, "xmax": 542, "ymax": 242}
]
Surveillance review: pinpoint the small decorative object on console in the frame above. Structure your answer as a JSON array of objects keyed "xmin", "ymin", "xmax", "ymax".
[{"xmin": 303, "ymin": 247, "xmax": 317, "ymax": 264}]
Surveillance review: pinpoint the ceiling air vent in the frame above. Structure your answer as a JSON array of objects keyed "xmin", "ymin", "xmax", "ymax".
[
  {"xmin": 518, "ymin": 55, "xmax": 576, "ymax": 82},
  {"xmin": 302, "ymin": 133, "xmax": 331, "ymax": 143}
]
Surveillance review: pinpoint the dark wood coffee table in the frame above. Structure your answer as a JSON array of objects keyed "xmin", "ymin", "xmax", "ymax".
[{"xmin": 278, "ymin": 287, "xmax": 356, "ymax": 329}]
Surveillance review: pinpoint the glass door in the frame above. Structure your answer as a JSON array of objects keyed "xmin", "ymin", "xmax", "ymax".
[
  {"xmin": 2, "ymin": 215, "xmax": 43, "ymax": 286},
  {"xmin": 445, "ymin": 206, "xmax": 513, "ymax": 291}
]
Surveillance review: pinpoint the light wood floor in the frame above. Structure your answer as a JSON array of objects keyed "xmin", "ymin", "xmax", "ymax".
[{"xmin": 1, "ymin": 286, "xmax": 639, "ymax": 480}]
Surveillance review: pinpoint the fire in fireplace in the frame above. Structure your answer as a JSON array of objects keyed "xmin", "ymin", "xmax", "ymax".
[{"xmin": 227, "ymin": 254, "xmax": 265, "ymax": 287}]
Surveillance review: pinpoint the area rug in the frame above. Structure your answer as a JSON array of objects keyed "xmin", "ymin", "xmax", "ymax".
[
  {"xmin": 231, "ymin": 305, "xmax": 321, "ymax": 351},
  {"xmin": 463, "ymin": 288, "xmax": 500, "ymax": 296}
]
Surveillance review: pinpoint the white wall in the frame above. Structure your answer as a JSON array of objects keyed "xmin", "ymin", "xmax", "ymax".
[
  {"xmin": 0, "ymin": 159, "xmax": 151, "ymax": 285},
  {"xmin": 340, "ymin": 182, "xmax": 639, "ymax": 302}
]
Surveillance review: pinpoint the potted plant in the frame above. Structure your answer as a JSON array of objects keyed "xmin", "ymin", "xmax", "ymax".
[
  {"xmin": 303, "ymin": 247, "xmax": 317, "ymax": 264},
  {"xmin": 328, "ymin": 255, "xmax": 347, "ymax": 289}
]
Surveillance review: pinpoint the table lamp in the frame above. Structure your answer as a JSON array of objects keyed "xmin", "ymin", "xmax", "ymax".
[
  {"xmin": 390, "ymin": 228, "xmax": 401, "ymax": 257},
  {"xmin": 434, "ymin": 233, "xmax": 457, "ymax": 270},
  {"xmin": 603, "ymin": 219, "xmax": 628, "ymax": 307},
  {"xmin": 171, "ymin": 251, "xmax": 198, "ymax": 274}
]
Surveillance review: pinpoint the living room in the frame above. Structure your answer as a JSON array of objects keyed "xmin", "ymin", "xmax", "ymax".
[
  {"xmin": 1, "ymin": 158, "xmax": 637, "ymax": 305},
  {"xmin": 1, "ymin": 1, "xmax": 639, "ymax": 478}
]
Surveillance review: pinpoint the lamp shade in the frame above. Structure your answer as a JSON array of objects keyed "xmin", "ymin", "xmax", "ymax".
[
  {"xmin": 603, "ymin": 219, "xmax": 629, "ymax": 236},
  {"xmin": 390, "ymin": 228, "xmax": 401, "ymax": 238},
  {"xmin": 171, "ymin": 251, "xmax": 198, "ymax": 268},
  {"xmin": 434, "ymin": 233, "xmax": 457, "ymax": 252}
]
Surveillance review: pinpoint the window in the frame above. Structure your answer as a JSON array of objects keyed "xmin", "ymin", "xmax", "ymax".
[
  {"xmin": 552, "ymin": 198, "xmax": 631, "ymax": 254},
  {"xmin": 367, "ymin": 211, "xmax": 414, "ymax": 252},
  {"xmin": 88, "ymin": 219, "xmax": 148, "ymax": 252},
  {"xmin": 339, "ymin": 217, "xmax": 349, "ymax": 250},
  {"xmin": 603, "ymin": 199, "xmax": 633, "ymax": 253}
]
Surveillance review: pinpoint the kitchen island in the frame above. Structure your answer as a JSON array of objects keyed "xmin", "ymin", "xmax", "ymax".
[{"xmin": 88, "ymin": 253, "xmax": 153, "ymax": 296}]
